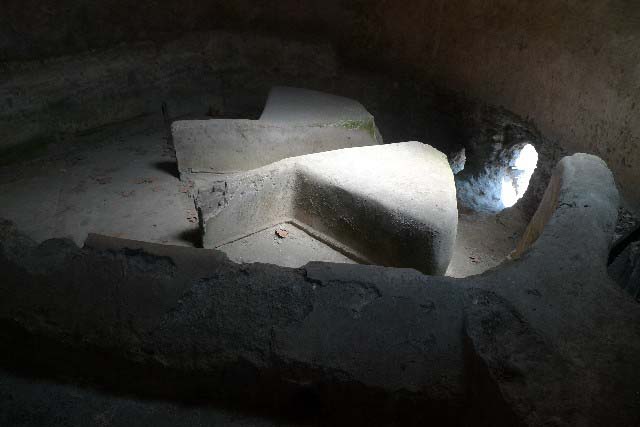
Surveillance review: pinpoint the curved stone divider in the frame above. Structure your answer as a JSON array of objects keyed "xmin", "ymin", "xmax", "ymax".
[
  {"xmin": 1, "ymin": 154, "xmax": 639, "ymax": 425},
  {"xmin": 196, "ymin": 141, "xmax": 458, "ymax": 275}
]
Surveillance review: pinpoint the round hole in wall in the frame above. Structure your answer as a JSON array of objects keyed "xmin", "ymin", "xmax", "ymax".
[
  {"xmin": 454, "ymin": 141, "xmax": 540, "ymax": 213},
  {"xmin": 501, "ymin": 143, "xmax": 538, "ymax": 208}
]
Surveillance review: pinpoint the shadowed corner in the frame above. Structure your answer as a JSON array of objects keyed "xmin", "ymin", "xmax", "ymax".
[
  {"xmin": 153, "ymin": 161, "xmax": 180, "ymax": 179},
  {"xmin": 176, "ymin": 228, "xmax": 202, "ymax": 248}
]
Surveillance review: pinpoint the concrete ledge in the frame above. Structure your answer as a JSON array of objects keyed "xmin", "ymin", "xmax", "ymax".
[
  {"xmin": 196, "ymin": 141, "xmax": 458, "ymax": 275},
  {"xmin": 260, "ymin": 86, "xmax": 376, "ymax": 124},
  {"xmin": 172, "ymin": 119, "xmax": 379, "ymax": 174},
  {"xmin": 1, "ymin": 154, "xmax": 639, "ymax": 425},
  {"xmin": 172, "ymin": 87, "xmax": 382, "ymax": 175}
]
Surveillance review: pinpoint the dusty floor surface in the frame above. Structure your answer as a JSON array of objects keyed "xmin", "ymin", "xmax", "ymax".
[
  {"xmin": 0, "ymin": 116, "xmax": 199, "ymax": 248},
  {"xmin": 446, "ymin": 208, "xmax": 528, "ymax": 277},
  {"xmin": 0, "ymin": 114, "xmax": 527, "ymax": 277},
  {"xmin": 219, "ymin": 223, "xmax": 357, "ymax": 267}
]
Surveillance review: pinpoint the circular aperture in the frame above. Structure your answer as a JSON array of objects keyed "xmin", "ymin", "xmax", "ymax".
[{"xmin": 501, "ymin": 144, "xmax": 538, "ymax": 208}]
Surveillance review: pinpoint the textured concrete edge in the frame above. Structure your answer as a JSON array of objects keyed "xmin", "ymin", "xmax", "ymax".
[{"xmin": 0, "ymin": 154, "xmax": 638, "ymax": 425}]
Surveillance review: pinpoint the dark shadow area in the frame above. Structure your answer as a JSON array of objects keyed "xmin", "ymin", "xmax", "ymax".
[
  {"xmin": 609, "ymin": 224, "xmax": 640, "ymax": 265},
  {"xmin": 0, "ymin": 318, "xmax": 466, "ymax": 426},
  {"xmin": 153, "ymin": 161, "xmax": 180, "ymax": 179},
  {"xmin": 608, "ymin": 223, "xmax": 640, "ymax": 302},
  {"xmin": 176, "ymin": 228, "xmax": 202, "ymax": 248}
]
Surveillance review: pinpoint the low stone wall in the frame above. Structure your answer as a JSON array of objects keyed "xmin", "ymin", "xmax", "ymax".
[
  {"xmin": 172, "ymin": 120, "xmax": 379, "ymax": 174},
  {"xmin": 1, "ymin": 153, "xmax": 638, "ymax": 425}
]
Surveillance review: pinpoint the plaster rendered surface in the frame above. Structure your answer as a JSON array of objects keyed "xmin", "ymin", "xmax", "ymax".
[{"xmin": 196, "ymin": 141, "xmax": 458, "ymax": 275}]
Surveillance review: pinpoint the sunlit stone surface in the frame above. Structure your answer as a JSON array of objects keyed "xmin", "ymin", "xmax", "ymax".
[{"xmin": 196, "ymin": 141, "xmax": 458, "ymax": 275}]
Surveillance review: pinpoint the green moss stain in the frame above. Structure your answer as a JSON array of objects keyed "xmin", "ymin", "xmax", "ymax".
[{"xmin": 333, "ymin": 118, "xmax": 377, "ymax": 140}]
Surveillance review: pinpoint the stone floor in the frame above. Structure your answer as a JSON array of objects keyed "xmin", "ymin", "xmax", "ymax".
[
  {"xmin": 447, "ymin": 208, "xmax": 528, "ymax": 277},
  {"xmin": 0, "ymin": 116, "xmax": 199, "ymax": 248},
  {"xmin": 219, "ymin": 223, "xmax": 356, "ymax": 268},
  {"xmin": 0, "ymin": 113, "xmax": 527, "ymax": 278}
]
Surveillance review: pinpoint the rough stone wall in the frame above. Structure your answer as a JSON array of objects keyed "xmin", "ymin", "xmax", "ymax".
[
  {"xmin": 338, "ymin": 0, "xmax": 640, "ymax": 211},
  {"xmin": 2, "ymin": 0, "xmax": 639, "ymax": 210}
]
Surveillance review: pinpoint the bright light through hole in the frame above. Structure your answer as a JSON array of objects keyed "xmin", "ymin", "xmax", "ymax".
[{"xmin": 501, "ymin": 144, "xmax": 538, "ymax": 208}]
